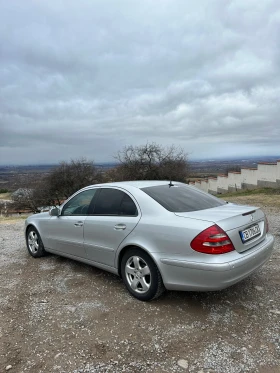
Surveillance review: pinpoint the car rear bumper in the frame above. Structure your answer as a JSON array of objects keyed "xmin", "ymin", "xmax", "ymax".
[{"xmin": 158, "ymin": 233, "xmax": 274, "ymax": 291}]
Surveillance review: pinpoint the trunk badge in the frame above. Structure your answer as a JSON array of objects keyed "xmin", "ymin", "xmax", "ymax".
[{"xmin": 250, "ymin": 214, "xmax": 254, "ymax": 221}]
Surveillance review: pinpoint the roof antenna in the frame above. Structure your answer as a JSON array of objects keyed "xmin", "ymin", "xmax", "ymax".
[{"xmin": 169, "ymin": 180, "xmax": 174, "ymax": 187}]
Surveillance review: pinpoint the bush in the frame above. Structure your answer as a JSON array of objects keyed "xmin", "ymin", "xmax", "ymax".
[
  {"xmin": 0, "ymin": 188, "xmax": 9, "ymax": 193},
  {"xmin": 12, "ymin": 158, "xmax": 102, "ymax": 211},
  {"xmin": 44, "ymin": 158, "xmax": 101, "ymax": 204}
]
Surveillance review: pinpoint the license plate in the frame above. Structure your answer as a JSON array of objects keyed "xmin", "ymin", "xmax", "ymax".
[{"xmin": 240, "ymin": 224, "xmax": 261, "ymax": 242}]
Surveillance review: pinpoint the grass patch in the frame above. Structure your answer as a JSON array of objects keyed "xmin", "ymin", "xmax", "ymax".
[
  {"xmin": 0, "ymin": 215, "xmax": 29, "ymax": 224},
  {"xmin": 218, "ymin": 187, "xmax": 280, "ymax": 198},
  {"xmin": 0, "ymin": 192, "xmax": 12, "ymax": 200},
  {"xmin": 218, "ymin": 188, "xmax": 280, "ymax": 208}
]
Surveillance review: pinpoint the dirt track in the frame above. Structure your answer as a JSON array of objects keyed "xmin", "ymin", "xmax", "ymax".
[{"xmin": 0, "ymin": 202, "xmax": 279, "ymax": 373}]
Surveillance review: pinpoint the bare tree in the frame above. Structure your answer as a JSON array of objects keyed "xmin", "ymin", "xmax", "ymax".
[{"xmin": 112, "ymin": 143, "xmax": 189, "ymax": 182}]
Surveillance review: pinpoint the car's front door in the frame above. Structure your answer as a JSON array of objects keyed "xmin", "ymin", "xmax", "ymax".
[
  {"xmin": 83, "ymin": 188, "xmax": 141, "ymax": 267},
  {"xmin": 46, "ymin": 189, "xmax": 97, "ymax": 258}
]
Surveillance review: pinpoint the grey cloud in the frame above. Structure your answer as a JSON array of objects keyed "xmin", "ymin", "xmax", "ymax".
[{"xmin": 0, "ymin": 0, "xmax": 279, "ymax": 164}]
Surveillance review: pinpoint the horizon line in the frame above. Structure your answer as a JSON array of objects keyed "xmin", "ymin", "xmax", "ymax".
[{"xmin": 0, "ymin": 155, "xmax": 280, "ymax": 167}]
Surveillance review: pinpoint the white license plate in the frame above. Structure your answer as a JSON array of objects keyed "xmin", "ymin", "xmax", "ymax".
[{"xmin": 240, "ymin": 224, "xmax": 261, "ymax": 242}]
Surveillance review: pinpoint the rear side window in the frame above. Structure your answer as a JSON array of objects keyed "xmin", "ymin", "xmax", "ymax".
[
  {"xmin": 141, "ymin": 184, "xmax": 226, "ymax": 212},
  {"xmin": 119, "ymin": 193, "xmax": 137, "ymax": 216},
  {"xmin": 92, "ymin": 188, "xmax": 137, "ymax": 216}
]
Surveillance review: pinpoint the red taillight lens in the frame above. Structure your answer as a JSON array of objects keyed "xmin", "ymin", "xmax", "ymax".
[{"xmin": 190, "ymin": 225, "xmax": 235, "ymax": 254}]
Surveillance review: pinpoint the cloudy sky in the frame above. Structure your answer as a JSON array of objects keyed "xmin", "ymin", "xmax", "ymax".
[{"xmin": 0, "ymin": 0, "xmax": 279, "ymax": 165}]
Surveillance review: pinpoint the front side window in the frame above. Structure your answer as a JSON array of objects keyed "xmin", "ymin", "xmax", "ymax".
[
  {"xmin": 141, "ymin": 184, "xmax": 226, "ymax": 212},
  {"xmin": 92, "ymin": 188, "xmax": 137, "ymax": 216},
  {"xmin": 62, "ymin": 189, "xmax": 97, "ymax": 216}
]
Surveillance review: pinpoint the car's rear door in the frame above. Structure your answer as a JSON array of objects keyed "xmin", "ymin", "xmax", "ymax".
[
  {"xmin": 46, "ymin": 189, "xmax": 97, "ymax": 258},
  {"xmin": 84, "ymin": 187, "xmax": 141, "ymax": 267}
]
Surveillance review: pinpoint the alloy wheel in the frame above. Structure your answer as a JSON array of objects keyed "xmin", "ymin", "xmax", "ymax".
[
  {"xmin": 125, "ymin": 255, "xmax": 151, "ymax": 293},
  {"xmin": 28, "ymin": 231, "xmax": 39, "ymax": 254}
]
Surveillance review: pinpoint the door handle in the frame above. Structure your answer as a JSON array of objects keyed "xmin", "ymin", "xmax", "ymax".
[
  {"xmin": 74, "ymin": 221, "xmax": 84, "ymax": 227},
  {"xmin": 114, "ymin": 224, "xmax": 126, "ymax": 230}
]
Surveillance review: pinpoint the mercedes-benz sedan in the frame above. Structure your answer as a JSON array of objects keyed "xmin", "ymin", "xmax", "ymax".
[{"xmin": 25, "ymin": 181, "xmax": 274, "ymax": 301}]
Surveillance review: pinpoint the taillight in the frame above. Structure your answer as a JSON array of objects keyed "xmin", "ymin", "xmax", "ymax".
[{"xmin": 190, "ymin": 225, "xmax": 234, "ymax": 254}]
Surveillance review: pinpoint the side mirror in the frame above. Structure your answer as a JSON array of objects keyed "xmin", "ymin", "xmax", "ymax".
[{"xmin": 49, "ymin": 207, "xmax": 60, "ymax": 216}]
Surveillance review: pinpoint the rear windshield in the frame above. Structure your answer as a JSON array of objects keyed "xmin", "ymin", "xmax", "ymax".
[{"xmin": 141, "ymin": 184, "xmax": 226, "ymax": 212}]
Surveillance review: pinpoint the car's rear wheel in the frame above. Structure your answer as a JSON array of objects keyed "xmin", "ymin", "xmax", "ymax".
[
  {"xmin": 26, "ymin": 227, "xmax": 46, "ymax": 258},
  {"xmin": 121, "ymin": 248, "xmax": 165, "ymax": 301}
]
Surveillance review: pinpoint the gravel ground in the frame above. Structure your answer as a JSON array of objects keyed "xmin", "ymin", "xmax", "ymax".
[{"xmin": 0, "ymin": 203, "xmax": 279, "ymax": 373}]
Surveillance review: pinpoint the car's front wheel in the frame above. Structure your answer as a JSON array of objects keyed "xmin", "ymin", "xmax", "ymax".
[
  {"xmin": 26, "ymin": 227, "xmax": 46, "ymax": 258},
  {"xmin": 121, "ymin": 248, "xmax": 165, "ymax": 301}
]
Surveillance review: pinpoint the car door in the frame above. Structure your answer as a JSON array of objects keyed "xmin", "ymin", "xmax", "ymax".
[
  {"xmin": 83, "ymin": 188, "xmax": 141, "ymax": 267},
  {"xmin": 46, "ymin": 189, "xmax": 97, "ymax": 258}
]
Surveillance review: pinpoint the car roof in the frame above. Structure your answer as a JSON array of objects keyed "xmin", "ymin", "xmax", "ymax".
[{"xmin": 86, "ymin": 180, "xmax": 184, "ymax": 189}]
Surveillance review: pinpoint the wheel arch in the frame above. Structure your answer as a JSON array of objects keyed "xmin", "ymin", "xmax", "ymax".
[
  {"xmin": 117, "ymin": 244, "xmax": 162, "ymax": 278},
  {"xmin": 25, "ymin": 223, "xmax": 36, "ymax": 236},
  {"xmin": 25, "ymin": 223, "xmax": 45, "ymax": 246}
]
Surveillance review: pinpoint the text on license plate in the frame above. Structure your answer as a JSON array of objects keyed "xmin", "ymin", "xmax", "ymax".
[{"xmin": 240, "ymin": 224, "xmax": 261, "ymax": 242}]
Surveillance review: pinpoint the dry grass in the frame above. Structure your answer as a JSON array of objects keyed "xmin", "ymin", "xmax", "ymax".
[
  {"xmin": 0, "ymin": 192, "xmax": 11, "ymax": 200},
  {"xmin": 220, "ymin": 188, "xmax": 280, "ymax": 208},
  {"xmin": 0, "ymin": 215, "xmax": 29, "ymax": 224},
  {"xmin": 225, "ymin": 195, "xmax": 280, "ymax": 208}
]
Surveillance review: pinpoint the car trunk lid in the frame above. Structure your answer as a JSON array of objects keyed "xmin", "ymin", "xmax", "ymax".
[{"xmin": 175, "ymin": 203, "xmax": 266, "ymax": 253}]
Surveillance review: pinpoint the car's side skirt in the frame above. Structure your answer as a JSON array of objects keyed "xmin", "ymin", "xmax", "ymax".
[{"xmin": 44, "ymin": 247, "xmax": 119, "ymax": 275}]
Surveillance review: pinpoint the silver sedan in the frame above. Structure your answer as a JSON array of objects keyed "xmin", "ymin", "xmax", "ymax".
[{"xmin": 25, "ymin": 181, "xmax": 274, "ymax": 301}]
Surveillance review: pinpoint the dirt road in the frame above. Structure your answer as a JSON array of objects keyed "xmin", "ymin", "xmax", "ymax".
[{"xmin": 0, "ymin": 202, "xmax": 279, "ymax": 373}]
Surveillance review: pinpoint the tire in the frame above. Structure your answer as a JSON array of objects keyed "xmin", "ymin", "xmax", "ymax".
[
  {"xmin": 26, "ymin": 226, "xmax": 46, "ymax": 258},
  {"xmin": 121, "ymin": 248, "xmax": 165, "ymax": 301}
]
